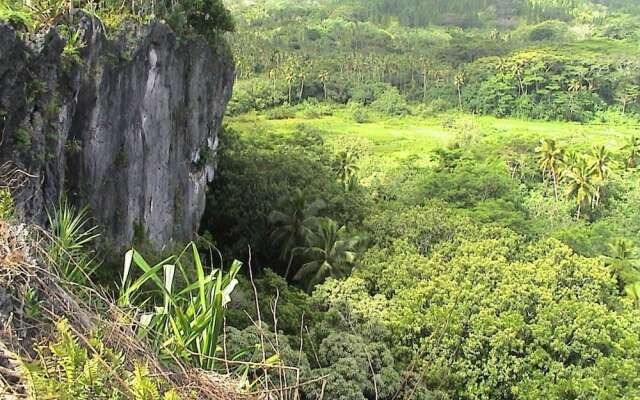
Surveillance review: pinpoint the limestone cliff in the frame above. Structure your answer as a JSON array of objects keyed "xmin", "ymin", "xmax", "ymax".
[{"xmin": 0, "ymin": 14, "xmax": 234, "ymax": 250}]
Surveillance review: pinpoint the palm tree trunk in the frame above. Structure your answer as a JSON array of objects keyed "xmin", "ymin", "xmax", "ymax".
[
  {"xmin": 285, "ymin": 253, "xmax": 295, "ymax": 280},
  {"xmin": 299, "ymin": 78, "xmax": 305, "ymax": 101},
  {"xmin": 423, "ymin": 71, "xmax": 428, "ymax": 102},
  {"xmin": 552, "ymin": 170, "xmax": 558, "ymax": 201}
]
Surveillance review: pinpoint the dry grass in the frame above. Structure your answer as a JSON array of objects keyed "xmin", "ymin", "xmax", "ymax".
[{"xmin": 0, "ymin": 219, "xmax": 261, "ymax": 399}]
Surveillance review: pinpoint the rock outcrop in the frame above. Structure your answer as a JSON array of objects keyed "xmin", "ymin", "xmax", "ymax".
[{"xmin": 0, "ymin": 14, "xmax": 234, "ymax": 250}]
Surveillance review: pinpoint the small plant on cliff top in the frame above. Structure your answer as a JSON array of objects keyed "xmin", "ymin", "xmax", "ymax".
[
  {"xmin": 2, "ymin": 0, "xmax": 71, "ymax": 31},
  {"xmin": 0, "ymin": 188, "xmax": 14, "ymax": 220},
  {"xmin": 0, "ymin": 2, "xmax": 33, "ymax": 30},
  {"xmin": 60, "ymin": 27, "xmax": 85, "ymax": 70}
]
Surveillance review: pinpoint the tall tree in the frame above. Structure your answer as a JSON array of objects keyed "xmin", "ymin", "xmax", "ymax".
[
  {"xmin": 334, "ymin": 150, "xmax": 360, "ymax": 192},
  {"xmin": 318, "ymin": 70, "xmax": 329, "ymax": 100},
  {"xmin": 564, "ymin": 157, "xmax": 596, "ymax": 219},
  {"xmin": 454, "ymin": 72, "xmax": 465, "ymax": 111},
  {"xmin": 269, "ymin": 189, "xmax": 326, "ymax": 278},
  {"xmin": 589, "ymin": 145, "xmax": 613, "ymax": 206},
  {"xmin": 536, "ymin": 138, "xmax": 564, "ymax": 200},
  {"xmin": 622, "ymin": 135, "xmax": 640, "ymax": 169}
]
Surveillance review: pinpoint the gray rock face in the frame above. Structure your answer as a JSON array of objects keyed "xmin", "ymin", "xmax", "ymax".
[{"xmin": 0, "ymin": 15, "xmax": 234, "ymax": 250}]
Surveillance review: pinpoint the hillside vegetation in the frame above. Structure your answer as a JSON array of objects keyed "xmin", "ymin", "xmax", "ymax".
[
  {"xmin": 2, "ymin": 0, "xmax": 640, "ymax": 399},
  {"xmin": 209, "ymin": 0, "xmax": 640, "ymax": 398}
]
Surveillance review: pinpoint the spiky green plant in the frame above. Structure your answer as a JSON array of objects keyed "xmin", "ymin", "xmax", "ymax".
[
  {"xmin": 118, "ymin": 243, "xmax": 241, "ymax": 370},
  {"xmin": 46, "ymin": 199, "xmax": 100, "ymax": 285},
  {"xmin": 0, "ymin": 1, "xmax": 33, "ymax": 30},
  {"xmin": 61, "ymin": 28, "xmax": 85, "ymax": 66}
]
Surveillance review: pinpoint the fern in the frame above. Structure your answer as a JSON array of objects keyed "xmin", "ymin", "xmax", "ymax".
[{"xmin": 25, "ymin": 319, "xmax": 183, "ymax": 399}]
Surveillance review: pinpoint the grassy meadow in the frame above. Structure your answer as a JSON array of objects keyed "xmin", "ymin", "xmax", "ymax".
[{"xmin": 229, "ymin": 105, "xmax": 640, "ymax": 189}]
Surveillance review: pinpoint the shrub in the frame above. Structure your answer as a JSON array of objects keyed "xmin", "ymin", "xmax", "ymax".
[
  {"xmin": 321, "ymin": 232, "xmax": 640, "ymax": 399},
  {"xmin": 421, "ymin": 160, "xmax": 523, "ymax": 208},
  {"xmin": 15, "ymin": 128, "xmax": 31, "ymax": 153},
  {"xmin": 301, "ymin": 99, "xmax": 334, "ymax": 119},
  {"xmin": 265, "ymin": 105, "xmax": 296, "ymax": 120},
  {"xmin": 527, "ymin": 20, "xmax": 569, "ymax": 41},
  {"xmin": 351, "ymin": 105, "xmax": 370, "ymax": 123},
  {"xmin": 162, "ymin": 0, "xmax": 235, "ymax": 37},
  {"xmin": 303, "ymin": 333, "xmax": 401, "ymax": 400},
  {"xmin": 227, "ymin": 78, "xmax": 289, "ymax": 115},
  {"xmin": 595, "ymin": 109, "xmax": 640, "ymax": 126},
  {"xmin": 46, "ymin": 199, "xmax": 100, "ymax": 286},
  {"xmin": 371, "ymin": 86, "xmax": 409, "ymax": 116},
  {"xmin": 421, "ymin": 98, "xmax": 451, "ymax": 115},
  {"xmin": 350, "ymin": 82, "xmax": 388, "ymax": 106},
  {"xmin": 223, "ymin": 324, "xmax": 311, "ymax": 390},
  {"xmin": 365, "ymin": 201, "xmax": 473, "ymax": 255}
]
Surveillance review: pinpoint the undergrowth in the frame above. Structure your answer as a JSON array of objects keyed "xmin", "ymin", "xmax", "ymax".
[{"xmin": 26, "ymin": 319, "xmax": 183, "ymax": 399}]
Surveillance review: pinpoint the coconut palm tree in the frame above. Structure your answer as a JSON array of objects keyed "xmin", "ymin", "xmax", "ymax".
[
  {"xmin": 535, "ymin": 139, "xmax": 564, "ymax": 200},
  {"xmin": 454, "ymin": 72, "xmax": 465, "ymax": 111},
  {"xmin": 622, "ymin": 135, "xmax": 640, "ymax": 169},
  {"xmin": 609, "ymin": 238, "xmax": 635, "ymax": 261},
  {"xmin": 268, "ymin": 189, "xmax": 325, "ymax": 279},
  {"xmin": 606, "ymin": 239, "xmax": 640, "ymax": 292},
  {"xmin": 318, "ymin": 70, "xmax": 329, "ymax": 100},
  {"xmin": 626, "ymin": 282, "xmax": 640, "ymax": 308},
  {"xmin": 298, "ymin": 67, "xmax": 307, "ymax": 101},
  {"xmin": 293, "ymin": 218, "xmax": 360, "ymax": 291},
  {"xmin": 564, "ymin": 157, "xmax": 596, "ymax": 219},
  {"xmin": 589, "ymin": 145, "xmax": 612, "ymax": 180},
  {"xmin": 589, "ymin": 145, "xmax": 613, "ymax": 206},
  {"xmin": 562, "ymin": 150, "xmax": 579, "ymax": 172},
  {"xmin": 334, "ymin": 150, "xmax": 360, "ymax": 192}
]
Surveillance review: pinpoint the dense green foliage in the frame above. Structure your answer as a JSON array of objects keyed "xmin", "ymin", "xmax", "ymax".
[
  {"xmin": 1, "ymin": 0, "xmax": 234, "ymax": 37},
  {"xmin": 205, "ymin": 103, "xmax": 640, "ymax": 397},
  {"xmin": 7, "ymin": 0, "xmax": 640, "ymax": 398},
  {"xmin": 216, "ymin": 1, "xmax": 640, "ymax": 378},
  {"xmin": 226, "ymin": 0, "xmax": 640, "ymax": 122}
]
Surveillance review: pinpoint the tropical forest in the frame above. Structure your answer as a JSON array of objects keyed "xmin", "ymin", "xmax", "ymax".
[{"xmin": 1, "ymin": 0, "xmax": 640, "ymax": 399}]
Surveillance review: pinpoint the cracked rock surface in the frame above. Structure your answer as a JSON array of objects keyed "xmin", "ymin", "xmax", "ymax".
[{"xmin": 0, "ymin": 15, "xmax": 234, "ymax": 250}]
